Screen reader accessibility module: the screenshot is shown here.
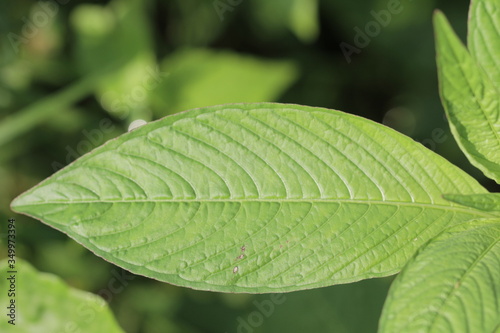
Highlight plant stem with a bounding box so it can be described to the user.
[0,75,98,147]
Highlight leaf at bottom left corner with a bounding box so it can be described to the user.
[0,258,124,333]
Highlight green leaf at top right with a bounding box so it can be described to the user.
[434,4,500,184]
[468,0,500,88]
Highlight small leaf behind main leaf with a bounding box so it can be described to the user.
[11,103,494,293]
[444,193,500,213]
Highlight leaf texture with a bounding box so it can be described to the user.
[379,221,500,333]
[468,0,500,88]
[11,103,493,292]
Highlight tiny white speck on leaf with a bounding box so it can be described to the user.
[233,266,239,274]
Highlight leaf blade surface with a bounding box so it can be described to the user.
[11,103,492,292]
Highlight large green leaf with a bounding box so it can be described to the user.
[0,258,123,333]
[379,220,500,333]
[468,0,500,88]
[434,11,500,183]
[11,103,494,293]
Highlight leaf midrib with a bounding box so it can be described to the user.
[13,198,495,218]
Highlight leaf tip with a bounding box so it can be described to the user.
[433,10,449,33]
[433,9,444,18]
[10,191,33,214]
[10,195,23,211]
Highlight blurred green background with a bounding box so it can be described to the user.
[1,0,498,332]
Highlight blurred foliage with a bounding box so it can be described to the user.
[0,0,498,332]
[0,258,124,333]
[151,48,297,114]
